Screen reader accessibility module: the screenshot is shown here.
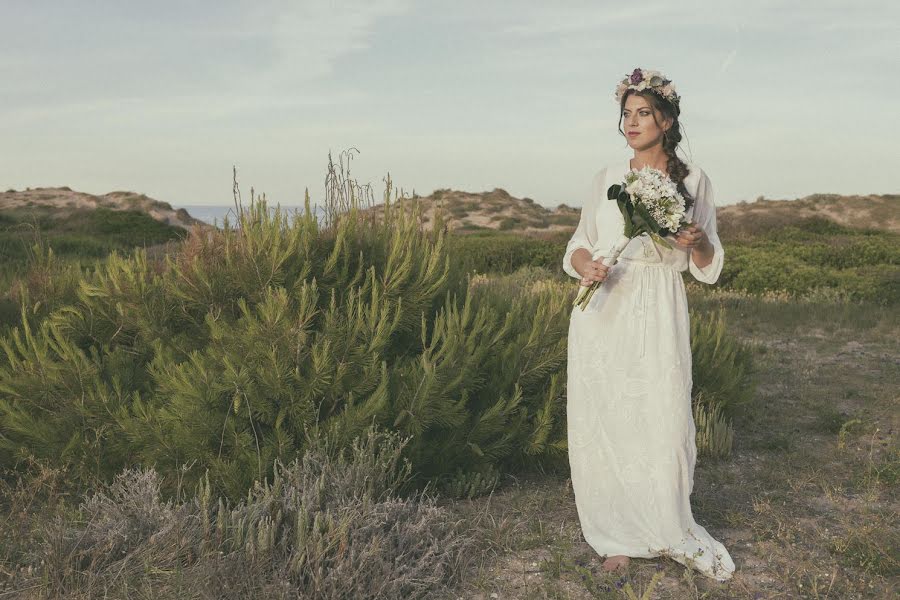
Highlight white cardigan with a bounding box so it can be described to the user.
[562,159,724,284]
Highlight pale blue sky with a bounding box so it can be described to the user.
[2,1,897,209]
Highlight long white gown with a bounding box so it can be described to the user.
[562,159,736,582]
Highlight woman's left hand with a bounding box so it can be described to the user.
[672,221,709,249]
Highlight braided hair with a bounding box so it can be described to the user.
[617,89,694,212]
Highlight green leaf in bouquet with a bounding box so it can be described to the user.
[618,201,634,237]
[630,216,647,234]
[649,232,674,249]
[634,202,658,231]
[630,206,652,234]
[625,202,637,237]
[607,184,622,200]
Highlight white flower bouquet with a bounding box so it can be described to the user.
[574,165,688,310]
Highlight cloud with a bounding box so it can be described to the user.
[245,0,411,89]
[494,3,676,36]
[719,48,738,73]
[0,1,412,123]
[719,20,741,73]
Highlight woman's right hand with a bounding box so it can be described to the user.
[578,258,611,286]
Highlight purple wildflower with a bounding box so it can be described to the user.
[630,68,643,85]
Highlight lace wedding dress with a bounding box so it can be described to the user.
[562,159,735,582]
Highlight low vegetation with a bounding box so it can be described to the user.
[1,165,894,597]
[1,428,475,599]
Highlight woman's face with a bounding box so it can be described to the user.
[622,94,671,150]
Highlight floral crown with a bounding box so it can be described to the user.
[614,68,680,107]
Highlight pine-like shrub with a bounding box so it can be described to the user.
[0,156,757,498]
[0,167,572,500]
[689,306,755,417]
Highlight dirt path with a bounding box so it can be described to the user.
[442,299,899,599]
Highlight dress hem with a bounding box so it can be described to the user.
[581,539,735,582]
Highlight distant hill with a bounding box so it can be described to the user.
[362,188,579,237]
[0,185,583,237]
[5,186,895,243]
[361,189,899,242]
[716,193,899,238]
[0,186,208,230]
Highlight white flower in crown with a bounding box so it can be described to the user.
[614,67,680,106]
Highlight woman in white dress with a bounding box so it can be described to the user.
[562,68,736,582]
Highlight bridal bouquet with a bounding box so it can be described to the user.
[574,166,688,310]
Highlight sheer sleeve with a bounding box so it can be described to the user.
[688,170,725,284]
[562,169,606,279]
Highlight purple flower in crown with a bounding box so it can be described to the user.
[630,68,643,84]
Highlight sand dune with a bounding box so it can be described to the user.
[0,186,207,230]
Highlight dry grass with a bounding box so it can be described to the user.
[0,429,475,599]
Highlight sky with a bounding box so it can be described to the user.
[2,0,898,209]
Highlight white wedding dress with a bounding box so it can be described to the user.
[562,159,735,582]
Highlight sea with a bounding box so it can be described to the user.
[176,204,328,228]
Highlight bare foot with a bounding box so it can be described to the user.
[601,555,631,572]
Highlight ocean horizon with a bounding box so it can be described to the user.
[176,204,328,227]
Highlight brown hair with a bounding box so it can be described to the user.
[617,89,694,211]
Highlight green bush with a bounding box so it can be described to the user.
[498,217,519,230]
[689,306,755,417]
[0,208,186,303]
[684,306,756,459]
[0,185,765,501]
[447,204,469,217]
[446,231,564,280]
[38,234,111,258]
[0,195,572,500]
[720,243,899,303]
[86,208,187,247]
[712,217,898,303]
[446,216,898,303]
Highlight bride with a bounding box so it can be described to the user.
[562,67,736,582]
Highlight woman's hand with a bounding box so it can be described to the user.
[673,221,711,250]
[578,258,611,287]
